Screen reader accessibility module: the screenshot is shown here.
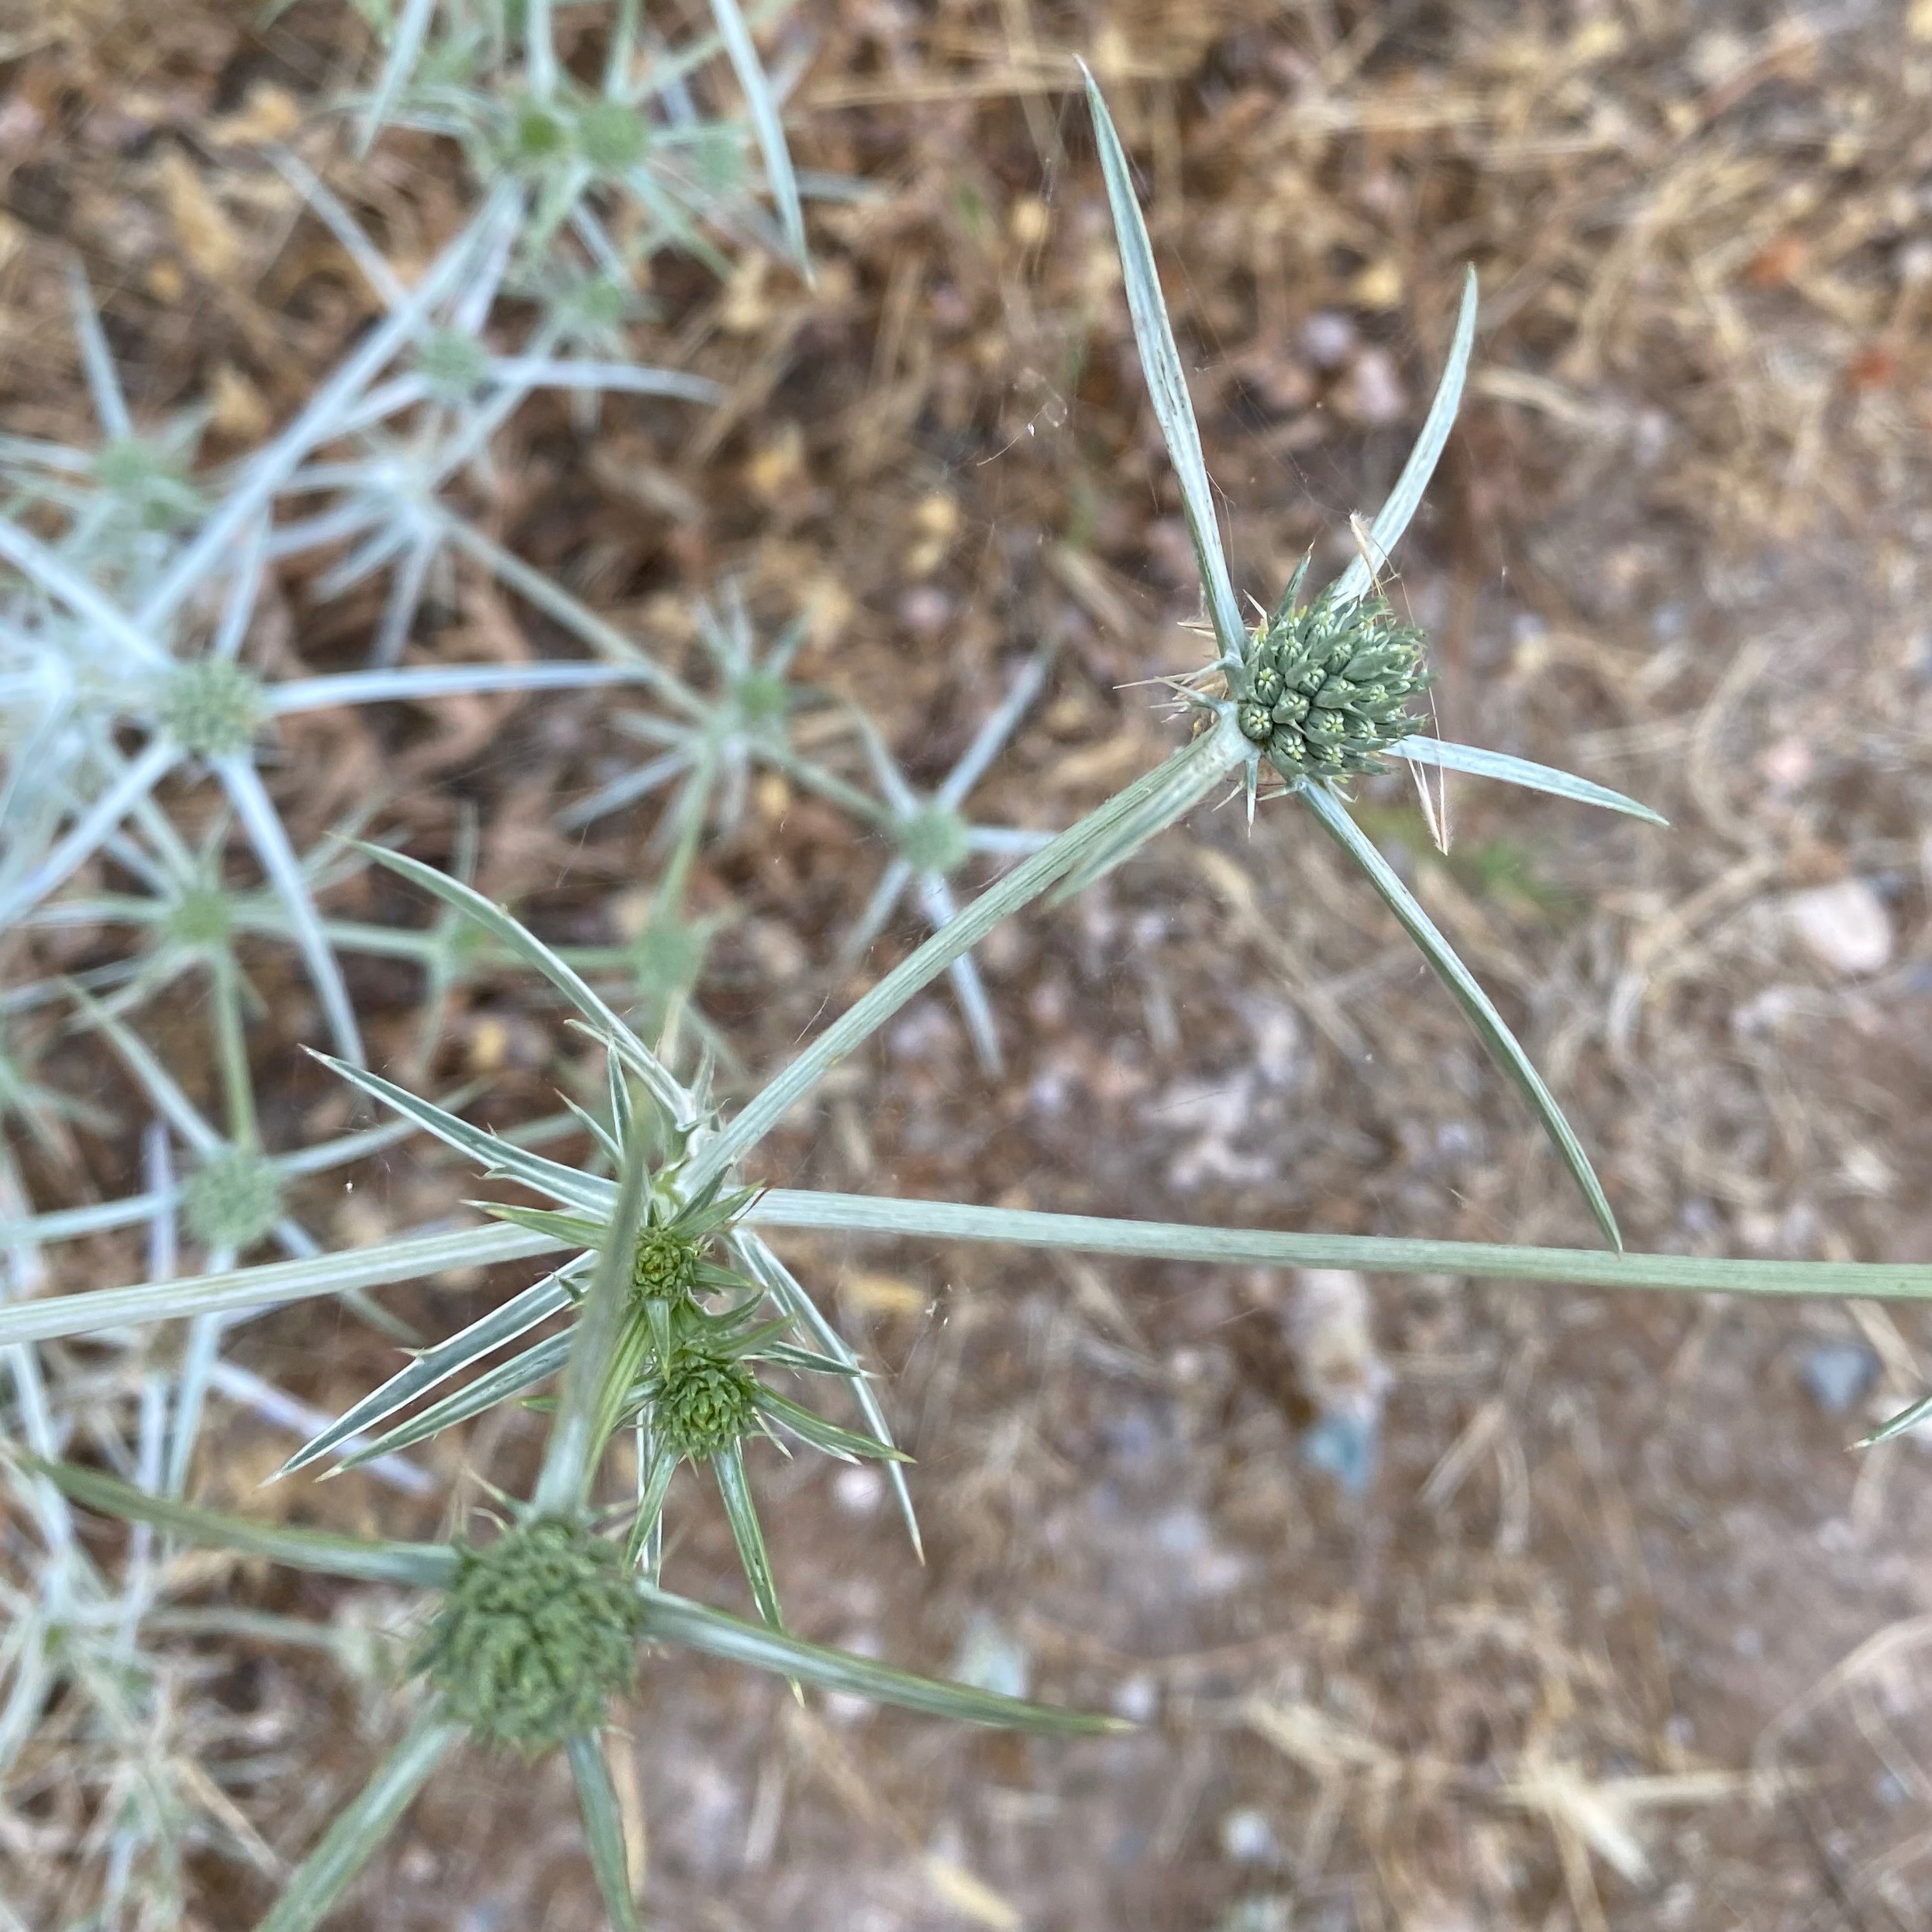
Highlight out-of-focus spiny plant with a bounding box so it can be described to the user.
[0,203,676,1068]
[341,0,814,279]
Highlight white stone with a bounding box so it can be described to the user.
[1785,878,1894,977]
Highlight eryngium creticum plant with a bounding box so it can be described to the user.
[26,1100,1119,1932]
[18,75,1932,1926]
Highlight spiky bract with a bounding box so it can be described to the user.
[418,1518,646,1753]
[1234,585,1430,780]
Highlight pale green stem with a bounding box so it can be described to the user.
[744,1191,1932,1302]
[208,951,257,1152]
[257,1704,461,1932]
[686,730,1242,1192]
[533,1118,653,1517]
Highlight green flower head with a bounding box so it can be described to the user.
[157,659,265,759]
[632,1222,703,1309]
[656,1349,758,1461]
[1233,584,1430,780]
[418,1518,647,1754]
[181,1151,282,1252]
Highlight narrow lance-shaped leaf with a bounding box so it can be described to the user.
[1393,737,1668,826]
[707,0,809,274]
[278,1267,580,1480]
[641,1585,1124,1733]
[1300,781,1621,1248]
[566,1732,643,1932]
[338,1331,572,1472]
[754,1386,905,1462]
[1083,67,1245,665]
[737,1228,921,1559]
[712,1441,783,1632]
[30,1459,459,1587]
[535,1115,654,1516]
[0,1222,558,1349]
[314,1052,614,1214]
[1330,267,1479,608]
[623,1432,679,1574]
[358,0,437,150]
[1861,1390,1932,1449]
[351,842,690,1123]
[218,756,365,1065]
[258,1705,464,1932]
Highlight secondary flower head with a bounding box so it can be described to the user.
[417,1517,647,1754]
[181,1150,283,1252]
[157,658,266,759]
[1233,579,1430,781]
[655,1348,759,1460]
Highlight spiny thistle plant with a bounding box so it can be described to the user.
[557,583,863,839]
[343,0,812,279]
[835,655,1056,1073]
[0,204,676,1069]
[12,71,1932,1932]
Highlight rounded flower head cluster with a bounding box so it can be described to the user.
[158,659,265,760]
[418,1519,646,1754]
[181,1151,283,1252]
[1233,587,1429,780]
[656,1349,758,1461]
[632,1223,702,1310]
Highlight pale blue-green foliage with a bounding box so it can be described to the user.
[839,655,1057,1074]
[557,583,844,838]
[347,0,813,278]
[0,210,672,1073]
[1080,66,1656,1248]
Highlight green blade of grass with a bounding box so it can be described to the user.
[277,1267,580,1480]
[30,1459,459,1586]
[1302,780,1620,1247]
[1330,267,1479,609]
[1393,737,1668,825]
[565,1732,642,1932]
[1083,67,1245,665]
[258,1705,463,1932]
[0,1223,559,1348]
[641,1585,1124,1732]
